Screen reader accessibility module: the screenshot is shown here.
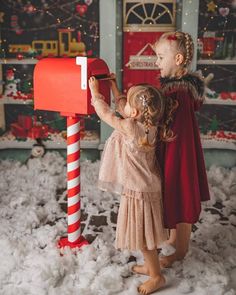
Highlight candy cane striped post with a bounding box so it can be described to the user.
[58,116,89,249]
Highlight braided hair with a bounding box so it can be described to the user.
[127,85,176,148]
[155,31,194,78]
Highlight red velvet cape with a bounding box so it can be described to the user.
[157,75,210,229]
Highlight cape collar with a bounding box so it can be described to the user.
[160,73,205,101]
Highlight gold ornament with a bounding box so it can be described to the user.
[207,1,217,12]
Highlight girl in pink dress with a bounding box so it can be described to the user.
[154,31,210,268]
[89,77,176,295]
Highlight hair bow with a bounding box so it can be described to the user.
[167,35,177,41]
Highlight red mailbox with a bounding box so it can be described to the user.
[34,57,110,115]
[33,57,111,250]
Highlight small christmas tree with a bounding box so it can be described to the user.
[209,115,219,133]
[21,80,32,94]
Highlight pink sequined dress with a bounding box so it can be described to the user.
[92,93,168,251]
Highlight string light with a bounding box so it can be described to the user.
[0,0,99,41]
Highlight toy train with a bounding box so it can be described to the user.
[9,29,86,58]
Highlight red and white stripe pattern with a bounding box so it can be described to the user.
[67,116,81,243]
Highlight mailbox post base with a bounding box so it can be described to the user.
[58,236,89,249]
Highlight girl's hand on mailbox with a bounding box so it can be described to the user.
[89,76,99,96]
[109,73,122,100]
[109,73,116,81]
[109,73,117,88]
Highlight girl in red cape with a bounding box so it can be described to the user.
[154,31,210,268]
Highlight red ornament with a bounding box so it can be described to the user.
[84,0,93,5]
[11,15,23,35]
[15,29,23,35]
[11,15,18,27]
[24,4,36,14]
[87,50,93,56]
[219,7,230,17]
[17,54,24,60]
[76,4,88,16]
[230,92,236,100]
[217,131,225,138]
[220,92,231,100]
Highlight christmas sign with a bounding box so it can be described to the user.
[125,43,158,70]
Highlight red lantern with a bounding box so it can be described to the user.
[76,4,88,16]
[202,37,216,58]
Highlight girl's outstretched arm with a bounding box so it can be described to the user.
[89,77,133,135]
[109,73,127,118]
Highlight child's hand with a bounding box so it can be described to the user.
[89,76,99,95]
[109,73,121,99]
[110,73,116,81]
[109,73,117,87]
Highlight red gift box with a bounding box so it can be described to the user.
[18,115,33,130]
[11,123,28,138]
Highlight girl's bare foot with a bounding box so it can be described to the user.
[160,253,177,268]
[132,264,149,275]
[138,275,166,294]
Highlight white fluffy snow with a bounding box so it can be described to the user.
[0,152,235,295]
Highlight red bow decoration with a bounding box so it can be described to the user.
[167,35,177,41]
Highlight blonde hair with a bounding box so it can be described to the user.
[157,97,179,142]
[127,84,176,148]
[155,31,194,78]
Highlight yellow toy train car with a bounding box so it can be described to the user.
[9,29,86,57]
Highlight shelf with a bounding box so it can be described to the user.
[204,98,236,106]
[201,139,236,150]
[2,134,234,151]
[197,59,236,65]
[0,131,100,150]
[0,58,38,65]
[4,57,235,67]
[201,132,236,151]
[0,139,99,149]
[0,96,33,105]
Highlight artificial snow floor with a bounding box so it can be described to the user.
[0,152,235,295]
